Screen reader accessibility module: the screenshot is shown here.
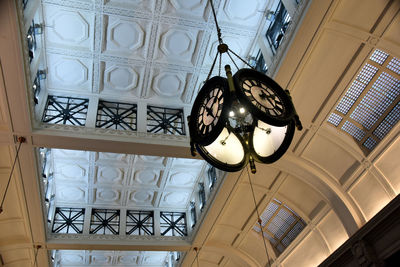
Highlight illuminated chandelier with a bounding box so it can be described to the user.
[188,0,302,173]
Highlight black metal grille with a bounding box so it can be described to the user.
[207,165,217,190]
[42,95,89,126]
[160,212,187,236]
[190,202,196,228]
[198,183,206,211]
[126,210,154,235]
[90,209,120,235]
[22,0,29,9]
[27,20,37,63]
[33,75,40,105]
[147,106,185,135]
[266,1,291,53]
[96,100,137,131]
[52,208,85,234]
[33,70,45,105]
[255,50,268,73]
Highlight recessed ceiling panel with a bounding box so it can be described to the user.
[50,149,205,211]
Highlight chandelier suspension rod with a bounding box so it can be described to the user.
[209,0,223,44]
[228,47,255,69]
[226,51,239,70]
[246,166,271,265]
[206,50,220,81]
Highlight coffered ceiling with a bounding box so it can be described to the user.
[1,0,400,267]
[42,0,266,106]
[51,148,204,210]
[54,250,173,266]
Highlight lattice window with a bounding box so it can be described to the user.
[252,49,268,73]
[42,96,89,126]
[190,201,197,228]
[387,57,400,75]
[160,212,187,236]
[370,49,389,65]
[327,49,400,152]
[147,106,185,135]
[126,210,154,235]
[327,113,342,127]
[52,208,85,234]
[253,199,305,255]
[265,1,291,53]
[90,209,120,235]
[96,100,137,131]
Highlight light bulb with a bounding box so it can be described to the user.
[239,107,245,114]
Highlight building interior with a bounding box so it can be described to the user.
[0,0,399,266]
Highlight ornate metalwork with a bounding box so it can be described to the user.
[255,50,268,73]
[190,201,196,228]
[27,20,37,63]
[126,210,154,235]
[207,165,217,190]
[198,183,206,211]
[160,212,187,236]
[33,70,45,105]
[147,106,185,135]
[52,207,85,234]
[42,95,89,126]
[22,0,29,9]
[90,209,120,235]
[266,1,291,53]
[96,100,137,131]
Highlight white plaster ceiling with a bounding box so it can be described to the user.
[51,149,204,210]
[54,250,173,266]
[42,0,267,105]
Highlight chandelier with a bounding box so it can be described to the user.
[188,0,302,173]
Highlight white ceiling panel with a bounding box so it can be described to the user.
[42,0,264,105]
[51,149,205,210]
[55,250,173,266]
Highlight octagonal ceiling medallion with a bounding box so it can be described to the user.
[128,190,155,205]
[94,188,121,204]
[168,172,196,187]
[104,65,139,91]
[133,169,160,186]
[56,186,86,203]
[160,29,195,60]
[53,58,88,86]
[52,11,90,44]
[223,0,260,22]
[109,20,144,50]
[96,166,125,185]
[152,72,185,97]
[161,191,189,207]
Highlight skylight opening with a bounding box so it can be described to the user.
[253,199,306,255]
[327,49,400,152]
